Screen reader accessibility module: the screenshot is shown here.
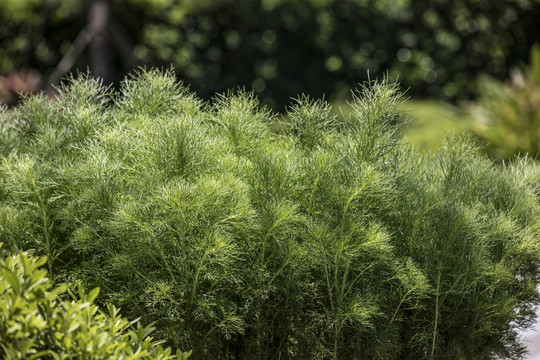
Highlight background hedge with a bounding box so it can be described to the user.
[1,0,539,108]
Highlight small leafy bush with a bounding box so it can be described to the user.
[1,69,540,359]
[471,44,540,161]
[0,243,191,360]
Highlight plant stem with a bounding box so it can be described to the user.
[431,269,442,360]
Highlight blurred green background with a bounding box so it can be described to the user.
[1,0,540,159]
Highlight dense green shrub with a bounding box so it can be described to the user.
[471,44,540,161]
[0,243,191,359]
[1,69,540,359]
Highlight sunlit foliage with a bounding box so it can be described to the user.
[1,69,540,359]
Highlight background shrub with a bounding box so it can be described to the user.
[1,69,540,359]
[471,44,540,161]
[1,0,539,107]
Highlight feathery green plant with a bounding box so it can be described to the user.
[1,69,540,359]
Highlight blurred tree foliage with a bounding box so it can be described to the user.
[1,0,539,108]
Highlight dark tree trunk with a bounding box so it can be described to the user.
[89,0,113,85]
